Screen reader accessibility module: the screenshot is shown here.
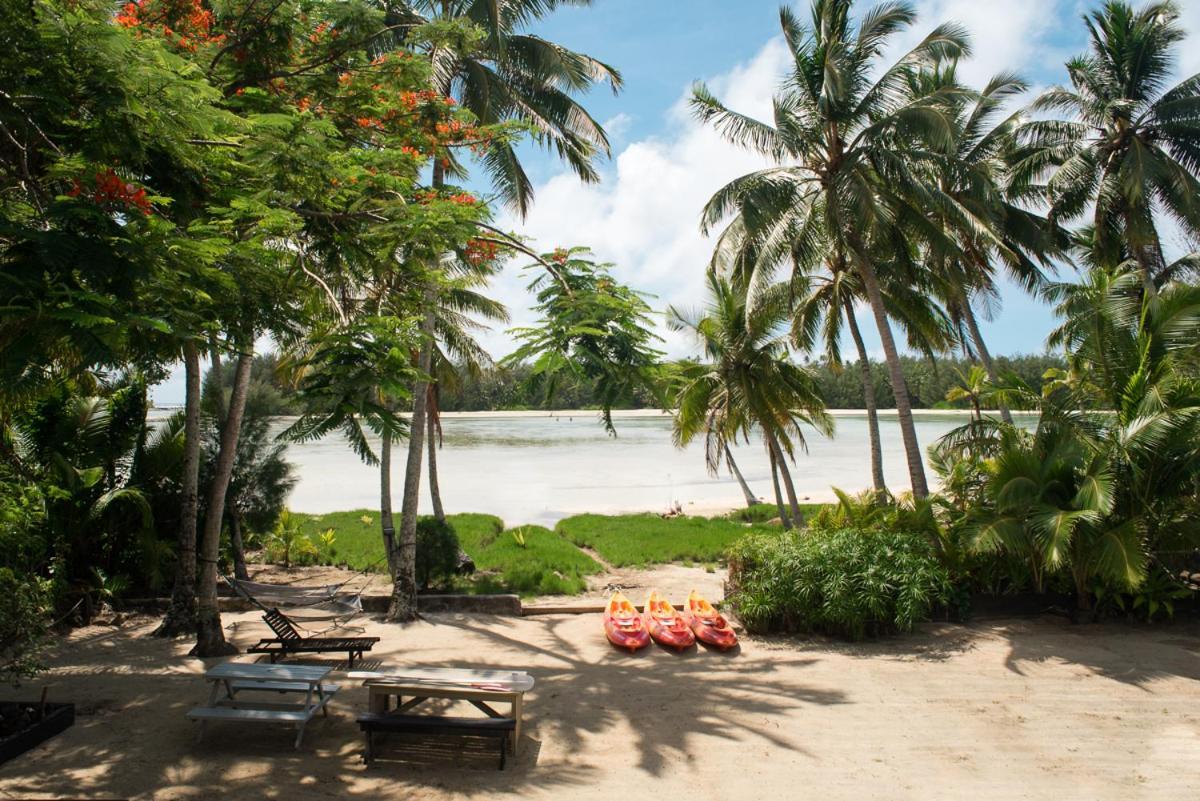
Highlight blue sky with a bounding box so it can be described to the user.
[150,0,1200,405]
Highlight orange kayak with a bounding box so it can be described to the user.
[685,590,738,650]
[604,591,650,652]
[643,590,695,651]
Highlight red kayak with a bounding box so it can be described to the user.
[643,590,695,651]
[685,590,738,650]
[604,591,650,652]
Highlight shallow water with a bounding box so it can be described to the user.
[150,409,1033,526]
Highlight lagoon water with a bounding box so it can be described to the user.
[150,409,1033,527]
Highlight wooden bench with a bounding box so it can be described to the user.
[357,713,517,770]
[247,608,379,667]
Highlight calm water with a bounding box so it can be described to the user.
[151,409,1033,527]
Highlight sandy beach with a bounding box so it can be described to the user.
[2,610,1196,801]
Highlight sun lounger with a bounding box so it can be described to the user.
[247,608,379,667]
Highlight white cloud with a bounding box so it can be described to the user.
[1175,0,1200,76]
[483,38,790,361]
[892,0,1073,88]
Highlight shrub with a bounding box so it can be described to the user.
[416,517,461,590]
[727,527,953,640]
[0,568,52,686]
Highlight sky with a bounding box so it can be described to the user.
[150,0,1200,405]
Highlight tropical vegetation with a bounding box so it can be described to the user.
[2,0,1199,680]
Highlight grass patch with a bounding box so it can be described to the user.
[556,513,781,567]
[460,523,602,596]
[290,510,601,596]
[723,502,826,524]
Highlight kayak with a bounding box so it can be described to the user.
[685,590,738,650]
[604,591,650,652]
[643,590,695,650]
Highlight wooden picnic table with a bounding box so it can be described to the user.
[186,662,339,749]
[346,668,534,754]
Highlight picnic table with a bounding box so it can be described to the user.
[186,662,340,749]
[347,667,534,754]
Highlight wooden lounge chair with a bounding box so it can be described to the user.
[247,608,379,667]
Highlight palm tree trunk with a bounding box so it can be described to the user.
[767,444,792,530]
[427,392,446,523]
[844,300,887,500]
[1124,209,1160,301]
[766,430,804,526]
[390,306,434,622]
[380,429,398,580]
[853,255,930,498]
[155,341,202,637]
[229,513,249,581]
[724,443,757,507]
[192,348,253,657]
[962,304,1013,425]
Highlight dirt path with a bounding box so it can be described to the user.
[2,613,1197,800]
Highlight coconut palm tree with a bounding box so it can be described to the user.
[914,67,1066,425]
[691,0,971,498]
[1014,0,1200,298]
[389,0,622,620]
[424,253,511,522]
[669,271,832,528]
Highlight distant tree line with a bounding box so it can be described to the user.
[211,352,1064,415]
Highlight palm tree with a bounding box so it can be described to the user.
[915,67,1065,424]
[425,253,511,522]
[1015,0,1200,298]
[785,249,953,501]
[669,271,832,528]
[691,0,971,498]
[388,0,622,620]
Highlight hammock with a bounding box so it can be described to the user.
[223,575,365,623]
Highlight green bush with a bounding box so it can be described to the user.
[0,568,52,686]
[415,517,460,590]
[727,527,953,640]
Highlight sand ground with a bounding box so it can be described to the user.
[1,611,1197,801]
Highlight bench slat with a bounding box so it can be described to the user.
[187,706,311,723]
[229,680,341,695]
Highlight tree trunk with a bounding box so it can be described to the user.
[191,348,253,657]
[962,304,1013,425]
[766,430,804,526]
[767,444,792,530]
[229,513,249,581]
[390,307,434,622]
[155,341,202,637]
[427,392,445,523]
[380,429,398,580]
[724,443,757,507]
[853,255,930,498]
[844,300,887,500]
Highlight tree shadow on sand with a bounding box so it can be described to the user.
[432,614,848,779]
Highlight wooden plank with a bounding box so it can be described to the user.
[228,680,340,695]
[521,603,606,616]
[206,662,331,682]
[348,667,534,692]
[186,706,310,723]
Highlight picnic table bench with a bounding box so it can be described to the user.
[347,667,534,763]
[186,662,339,749]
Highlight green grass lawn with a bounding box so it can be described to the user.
[287,504,825,595]
[555,512,787,567]
[290,510,601,596]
